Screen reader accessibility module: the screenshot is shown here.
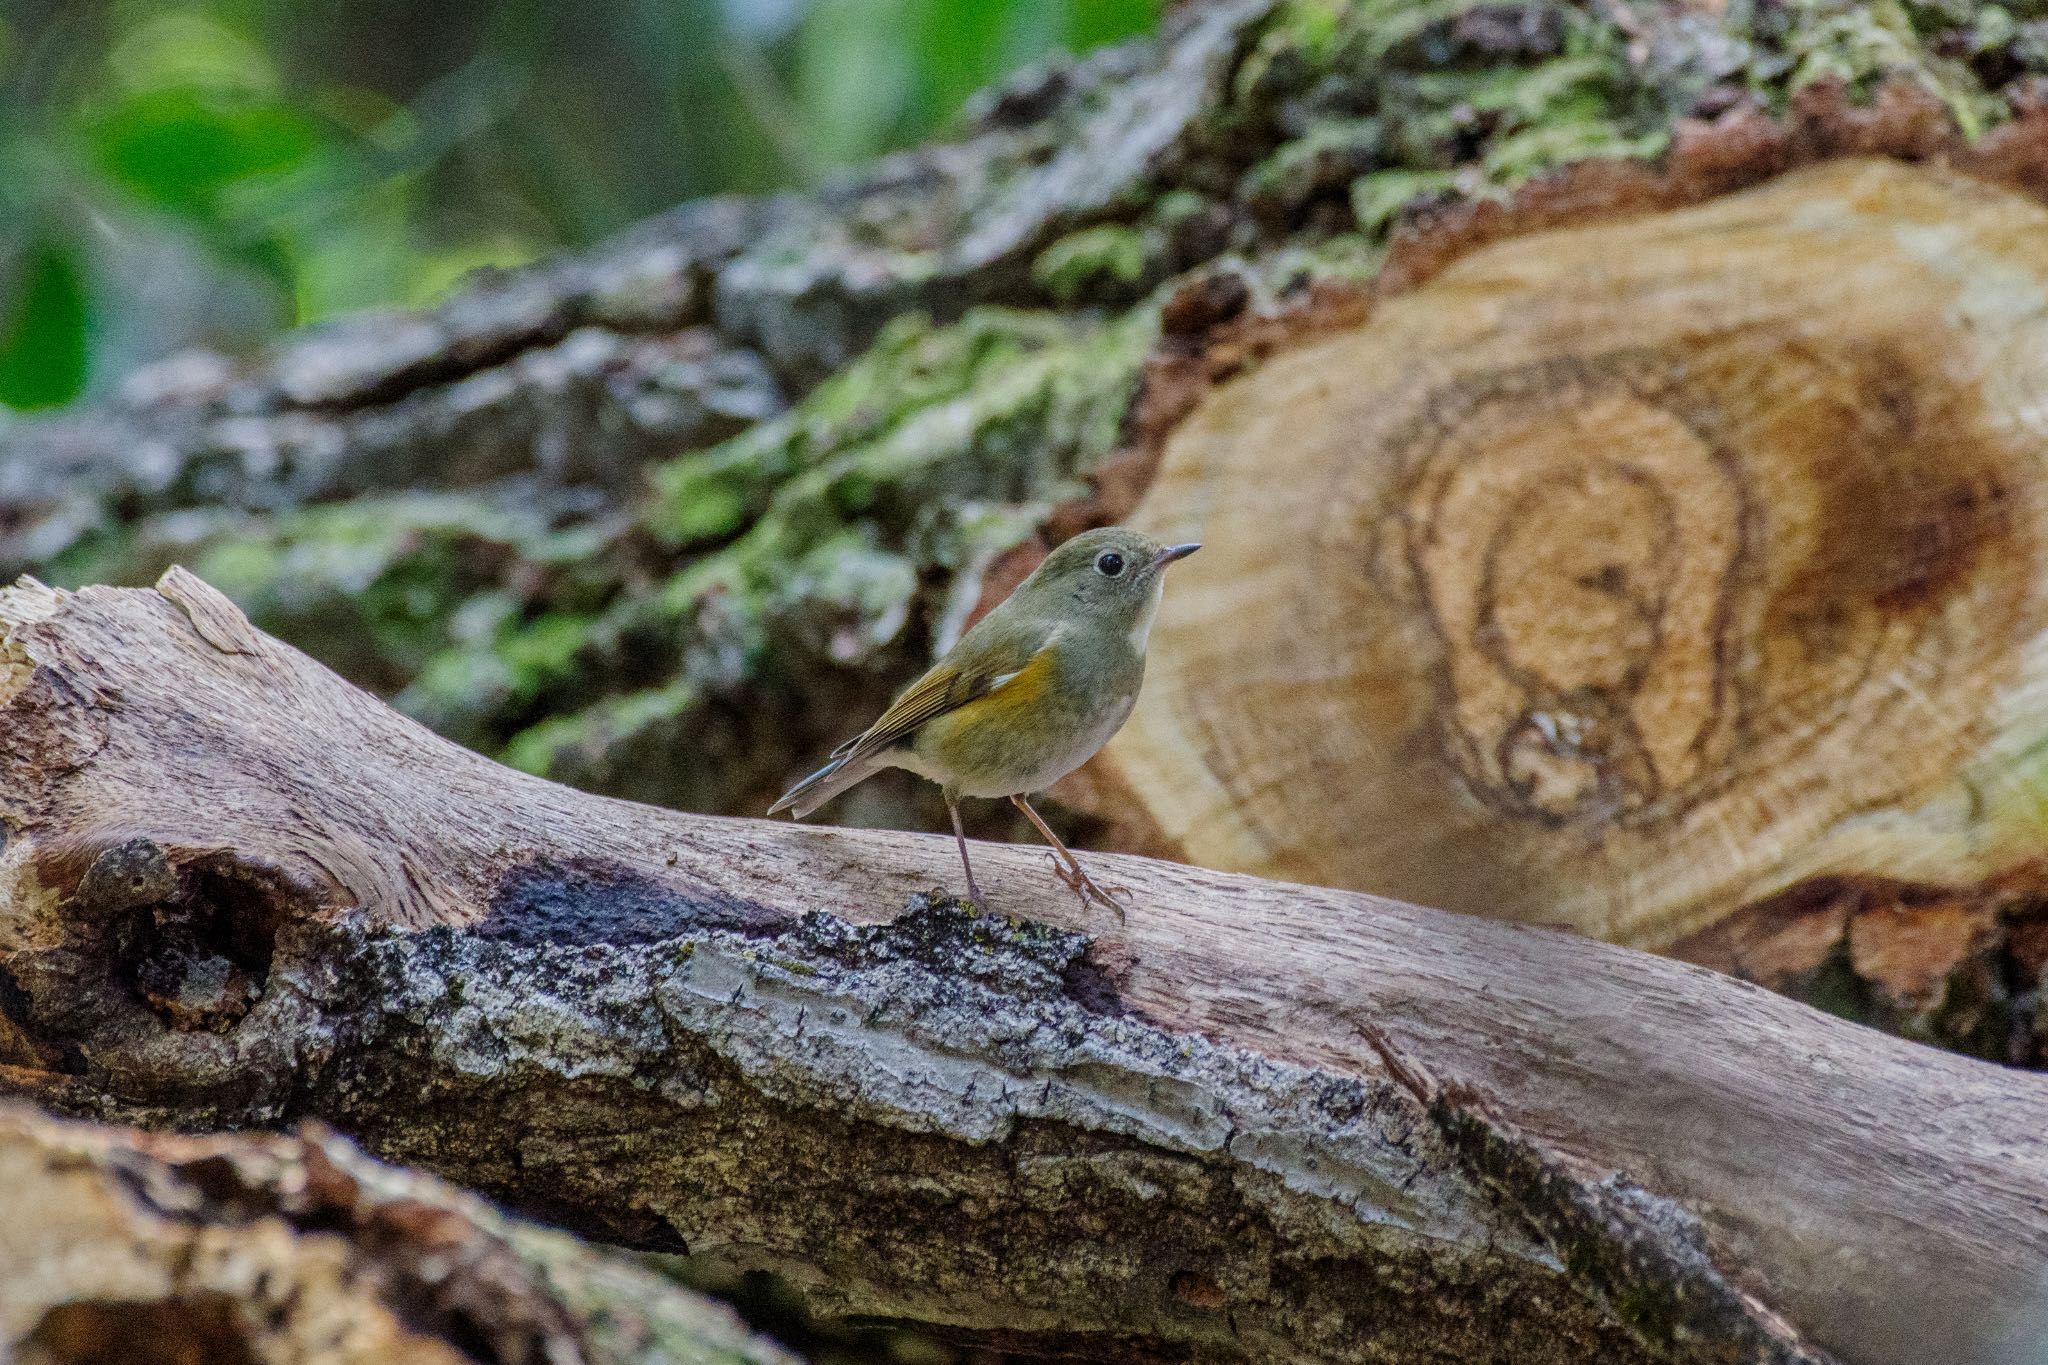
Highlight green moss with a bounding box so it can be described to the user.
[1351,0,1503,59]
[1150,188,1213,229]
[74,493,607,703]
[1771,0,2005,135]
[651,463,752,548]
[1277,0,1348,65]
[1235,0,1354,104]
[642,308,1130,547]
[1483,118,1668,183]
[499,303,1153,796]
[1031,225,1151,302]
[499,611,601,690]
[1240,117,1383,218]
[1217,0,2043,257]
[1350,168,1459,233]
[1386,37,1666,191]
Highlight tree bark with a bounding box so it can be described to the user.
[0,1101,802,1365]
[2,570,2045,1365]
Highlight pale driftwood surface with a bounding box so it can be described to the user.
[0,1101,801,1365]
[1,573,2045,1365]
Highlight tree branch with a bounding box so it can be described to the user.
[2,570,2043,1364]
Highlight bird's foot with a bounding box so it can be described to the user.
[1048,855,1129,919]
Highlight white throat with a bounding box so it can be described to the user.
[1128,574,1164,652]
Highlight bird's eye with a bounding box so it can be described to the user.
[1095,551,1125,577]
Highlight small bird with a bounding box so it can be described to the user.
[770,527,1199,913]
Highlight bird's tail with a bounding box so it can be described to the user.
[769,749,887,820]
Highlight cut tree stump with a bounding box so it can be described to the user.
[1085,157,2048,958]
[1,569,2046,1365]
[0,1101,801,1365]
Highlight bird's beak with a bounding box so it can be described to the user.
[1152,542,1201,570]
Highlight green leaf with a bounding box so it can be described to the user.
[1063,0,1160,51]
[912,0,1013,126]
[91,87,319,217]
[0,240,90,410]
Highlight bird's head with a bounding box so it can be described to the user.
[1011,526,1200,642]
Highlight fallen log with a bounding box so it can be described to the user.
[0,1101,801,1365]
[0,569,2044,1365]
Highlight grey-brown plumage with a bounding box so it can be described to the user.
[771,527,1199,911]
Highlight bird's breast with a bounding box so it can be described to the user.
[915,649,1141,798]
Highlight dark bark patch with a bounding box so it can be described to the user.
[1062,948,1132,1018]
[786,893,1094,1000]
[480,855,794,947]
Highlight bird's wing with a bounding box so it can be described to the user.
[830,628,1053,771]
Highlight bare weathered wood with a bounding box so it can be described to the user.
[0,1101,801,1365]
[0,572,2043,1365]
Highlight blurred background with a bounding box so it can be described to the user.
[0,0,1157,412]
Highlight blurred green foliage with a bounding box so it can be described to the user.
[0,0,1158,409]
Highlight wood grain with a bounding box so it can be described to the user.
[1102,157,2048,950]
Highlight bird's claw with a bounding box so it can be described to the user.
[1047,853,1129,919]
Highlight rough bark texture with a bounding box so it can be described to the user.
[2,572,2046,1365]
[0,1101,803,1365]
[9,0,2048,1060]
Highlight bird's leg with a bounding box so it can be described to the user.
[946,794,986,907]
[1011,795,1128,918]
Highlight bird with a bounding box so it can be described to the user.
[770,527,1200,914]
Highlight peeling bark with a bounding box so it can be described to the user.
[0,571,2044,1365]
[0,1101,802,1365]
